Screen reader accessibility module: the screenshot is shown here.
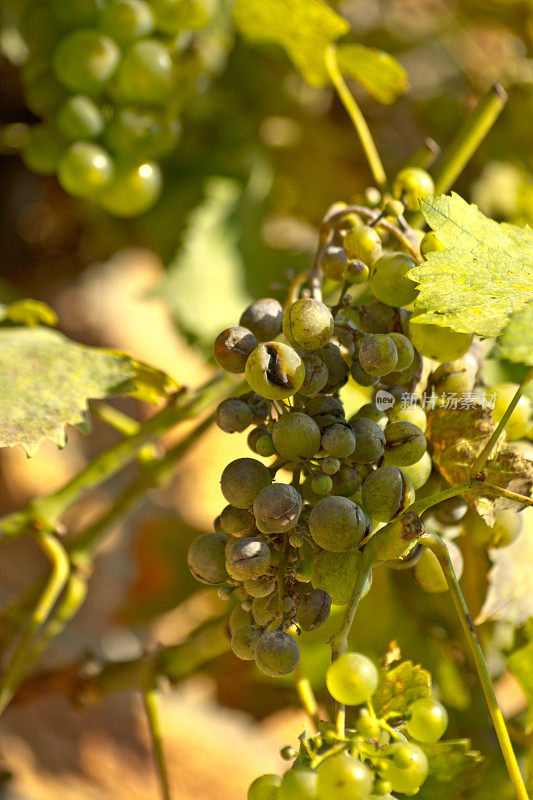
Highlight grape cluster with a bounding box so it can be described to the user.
[187,172,530,679]
[10,0,213,215]
[248,651,450,800]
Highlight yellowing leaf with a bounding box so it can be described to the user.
[417,740,483,800]
[498,302,533,366]
[336,44,408,104]
[410,193,533,337]
[0,298,57,327]
[233,0,349,87]
[373,660,431,717]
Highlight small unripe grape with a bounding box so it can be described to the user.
[296,589,331,631]
[355,710,380,739]
[248,774,282,800]
[344,225,382,265]
[309,496,366,552]
[151,0,210,33]
[245,342,305,400]
[255,630,300,677]
[220,505,256,537]
[349,418,386,464]
[388,403,427,433]
[317,753,372,800]
[400,451,432,490]
[252,593,279,626]
[330,465,362,496]
[388,333,415,372]
[384,198,405,217]
[299,354,329,396]
[408,318,474,363]
[362,466,415,522]
[370,252,418,308]
[351,359,379,387]
[351,404,388,430]
[215,397,254,433]
[429,357,476,397]
[326,652,378,705]
[279,768,318,800]
[57,141,114,198]
[311,475,333,495]
[420,231,445,256]
[406,697,448,742]
[98,0,154,44]
[381,743,428,795]
[311,549,371,605]
[272,412,321,460]
[112,39,174,104]
[227,537,271,580]
[322,456,341,475]
[320,245,350,281]
[433,496,467,526]
[253,483,303,534]
[56,95,104,140]
[247,426,274,456]
[316,344,349,392]
[383,421,426,467]
[413,539,463,592]
[344,259,369,284]
[321,423,356,458]
[357,300,395,334]
[367,511,423,562]
[231,624,262,660]
[220,458,271,509]
[97,159,162,217]
[53,29,120,94]
[244,576,275,598]
[187,532,229,585]
[492,383,532,440]
[22,124,65,176]
[229,604,252,635]
[359,335,398,377]
[240,298,284,342]
[380,350,422,387]
[283,298,334,351]
[393,167,434,211]
[103,106,181,159]
[467,508,522,548]
[214,326,258,374]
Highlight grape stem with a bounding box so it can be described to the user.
[419,532,529,800]
[324,45,387,188]
[143,686,172,800]
[295,673,321,731]
[470,367,533,476]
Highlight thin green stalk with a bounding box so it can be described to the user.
[481,484,533,508]
[143,687,172,800]
[92,403,141,436]
[402,137,441,170]
[420,532,529,800]
[432,83,507,195]
[295,673,320,731]
[470,367,533,475]
[324,45,387,188]
[406,480,475,517]
[0,531,70,714]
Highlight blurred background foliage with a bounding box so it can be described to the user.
[1,1,533,799]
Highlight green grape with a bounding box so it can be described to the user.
[253,484,303,534]
[51,0,100,26]
[248,427,275,456]
[309,496,366,552]
[357,300,395,334]
[387,333,415,372]
[388,403,427,433]
[111,39,175,104]
[252,593,279,626]
[53,29,120,94]
[317,754,372,800]
[351,359,379,387]
[393,167,434,211]
[467,508,522,548]
[326,652,378,705]
[227,536,271,580]
[57,141,114,198]
[311,549,371,605]
[96,159,162,216]
[300,354,329,396]
[283,298,334,351]
[187,532,229,585]
[245,342,305,401]
[305,395,345,420]
[220,458,272,509]
[429,356,476,396]
[354,710,380,738]
[381,351,422,387]
[279,768,318,800]
[311,475,333,495]
[322,457,341,475]
[344,225,382,266]
[255,630,299,677]
[98,0,155,44]
[369,252,417,308]
[408,318,473,363]
[296,589,331,631]
[384,198,405,217]
[362,466,415,522]
[406,697,448,742]
[220,505,255,537]
[316,343,349,392]
[358,335,398,377]
[104,107,181,159]
[24,72,67,117]
[400,452,432,490]
[413,539,463,592]
[320,245,349,281]
[214,326,258,374]
[240,298,284,342]
[248,774,282,800]
[272,412,321,460]
[56,95,104,141]
[344,259,370,284]
[433,496,467,526]
[380,742,428,794]
[21,123,65,176]
[321,423,356,458]
[229,604,253,636]
[231,624,262,661]
[244,577,275,598]
[383,421,426,467]
[367,512,423,563]
[386,541,423,571]
[330,465,362,497]
[349,418,386,464]
[151,0,210,33]
[492,383,532,440]
[420,231,445,256]
[351,404,388,430]
[215,398,254,433]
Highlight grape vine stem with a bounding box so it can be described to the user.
[143,686,172,800]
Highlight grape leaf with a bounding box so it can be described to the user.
[0,298,57,327]
[0,327,174,456]
[409,193,533,337]
[506,636,533,731]
[417,740,483,800]
[476,508,533,626]
[233,0,349,87]
[336,44,408,104]
[373,660,431,717]
[498,302,533,366]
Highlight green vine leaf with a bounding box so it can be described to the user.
[233,0,349,87]
[373,660,431,717]
[0,327,175,456]
[336,44,408,104]
[409,193,533,337]
[0,298,58,327]
[498,302,533,366]
[417,740,483,800]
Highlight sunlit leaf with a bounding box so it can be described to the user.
[373,660,431,717]
[336,44,408,104]
[417,740,483,800]
[498,302,533,366]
